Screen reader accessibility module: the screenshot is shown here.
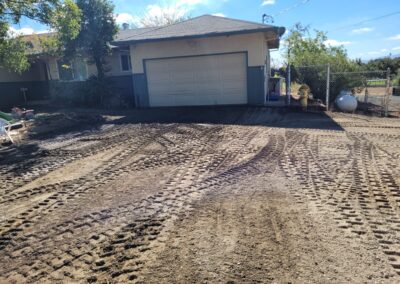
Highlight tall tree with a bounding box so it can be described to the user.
[283,23,361,101]
[67,0,118,79]
[284,23,357,72]
[0,0,81,73]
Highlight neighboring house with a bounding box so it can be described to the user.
[0,15,285,108]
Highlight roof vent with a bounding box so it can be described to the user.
[122,23,129,30]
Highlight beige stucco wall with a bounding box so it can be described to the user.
[106,50,132,77]
[0,62,47,82]
[1,32,270,82]
[70,48,133,78]
[130,32,269,74]
[47,49,132,80]
[84,50,132,77]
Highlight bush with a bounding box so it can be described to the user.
[50,76,122,108]
[50,80,86,106]
[80,76,116,107]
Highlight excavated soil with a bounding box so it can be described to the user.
[1,107,400,283]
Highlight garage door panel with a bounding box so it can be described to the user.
[146,53,247,107]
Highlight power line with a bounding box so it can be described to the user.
[272,0,311,18]
[328,11,400,33]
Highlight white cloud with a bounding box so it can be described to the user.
[8,26,50,36]
[388,34,400,40]
[363,49,391,56]
[393,46,400,51]
[351,27,373,34]
[212,13,226,17]
[115,13,140,26]
[177,0,208,5]
[324,39,352,46]
[146,4,188,19]
[117,0,218,28]
[262,0,275,5]
[9,27,35,35]
[138,0,213,27]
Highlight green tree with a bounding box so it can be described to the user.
[66,0,118,80]
[364,56,400,75]
[0,0,81,73]
[284,23,357,72]
[283,23,360,101]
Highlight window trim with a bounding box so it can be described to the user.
[120,53,132,72]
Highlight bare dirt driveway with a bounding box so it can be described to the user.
[1,107,400,283]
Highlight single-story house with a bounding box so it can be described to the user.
[0,15,285,108]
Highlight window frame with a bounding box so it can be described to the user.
[120,53,132,72]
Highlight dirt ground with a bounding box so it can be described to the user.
[1,106,400,283]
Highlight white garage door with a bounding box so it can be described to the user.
[146,53,247,107]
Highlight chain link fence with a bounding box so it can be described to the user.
[285,64,398,116]
[330,70,394,115]
[288,65,328,108]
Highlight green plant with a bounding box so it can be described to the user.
[81,76,116,106]
[0,0,81,73]
[392,70,400,86]
[284,23,361,101]
[64,0,118,80]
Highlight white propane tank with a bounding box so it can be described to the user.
[336,93,358,112]
[336,90,351,103]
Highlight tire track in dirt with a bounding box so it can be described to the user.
[349,134,400,275]
[0,125,190,246]
[1,126,286,283]
[66,126,283,283]
[0,125,228,282]
[0,125,160,194]
[279,124,400,278]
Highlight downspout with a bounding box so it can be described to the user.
[264,39,270,106]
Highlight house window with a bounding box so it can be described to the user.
[57,58,88,81]
[120,54,131,71]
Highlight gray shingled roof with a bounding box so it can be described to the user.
[113,15,285,45]
[22,15,284,56]
[113,26,158,42]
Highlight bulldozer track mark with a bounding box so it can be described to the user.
[2,111,400,283]
[0,124,285,283]
[279,126,400,276]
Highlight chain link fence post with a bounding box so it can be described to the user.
[385,67,391,117]
[326,63,330,111]
[364,85,369,113]
[286,64,291,106]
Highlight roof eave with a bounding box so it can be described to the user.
[113,26,285,47]
[267,26,286,49]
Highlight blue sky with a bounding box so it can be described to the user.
[11,0,400,63]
